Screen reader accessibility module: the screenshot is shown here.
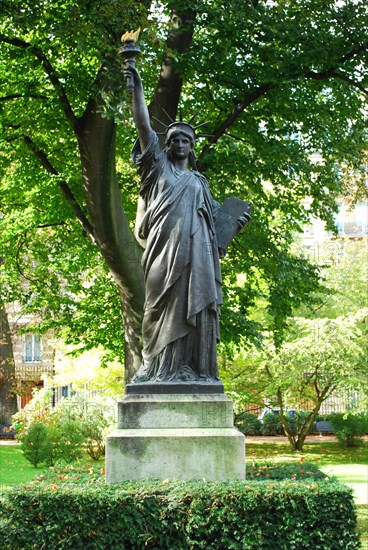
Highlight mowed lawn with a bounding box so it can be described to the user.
[0,443,102,494]
[0,444,48,492]
[245,438,367,496]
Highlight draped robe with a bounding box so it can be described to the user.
[131,132,222,382]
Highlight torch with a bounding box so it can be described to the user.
[119,27,141,93]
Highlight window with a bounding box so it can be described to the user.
[24,334,41,363]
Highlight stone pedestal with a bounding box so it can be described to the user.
[106,393,245,482]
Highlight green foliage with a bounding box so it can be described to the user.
[257,411,312,437]
[19,420,84,467]
[261,413,283,436]
[13,388,115,465]
[52,346,125,398]
[78,402,113,460]
[329,413,368,448]
[1,0,367,361]
[234,412,261,435]
[0,470,360,549]
[247,462,327,481]
[223,270,368,450]
[297,239,368,320]
[48,420,85,465]
[20,423,50,468]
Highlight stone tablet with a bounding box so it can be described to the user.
[215,197,252,252]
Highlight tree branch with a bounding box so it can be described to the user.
[305,41,368,96]
[0,33,78,128]
[305,70,368,96]
[198,40,368,165]
[198,83,272,165]
[339,42,368,64]
[22,136,95,239]
[15,237,39,282]
[0,93,49,101]
[149,7,196,135]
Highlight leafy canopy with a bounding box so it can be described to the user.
[0,0,367,362]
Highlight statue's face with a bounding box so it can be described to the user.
[169,132,192,160]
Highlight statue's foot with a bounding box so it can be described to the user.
[199,375,221,383]
[175,365,199,381]
[131,372,151,383]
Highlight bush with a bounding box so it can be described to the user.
[0,469,360,549]
[260,411,313,438]
[20,423,51,468]
[78,402,112,460]
[329,413,368,447]
[46,420,85,465]
[19,420,85,467]
[234,412,262,435]
[247,461,327,481]
[12,390,115,465]
[260,412,283,435]
[284,412,311,436]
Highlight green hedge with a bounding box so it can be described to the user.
[234,412,262,435]
[0,469,360,549]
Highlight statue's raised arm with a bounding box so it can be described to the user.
[123,65,152,152]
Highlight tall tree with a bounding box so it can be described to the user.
[1,1,367,382]
[222,237,368,451]
[0,298,17,424]
[224,308,367,451]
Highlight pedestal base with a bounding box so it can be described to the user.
[106,394,245,482]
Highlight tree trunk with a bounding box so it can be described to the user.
[149,7,196,136]
[0,299,18,424]
[77,102,145,383]
[277,389,326,452]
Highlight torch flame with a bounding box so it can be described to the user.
[121,27,141,43]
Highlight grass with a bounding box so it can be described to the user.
[0,445,48,493]
[0,444,102,496]
[245,439,368,466]
[1,439,367,546]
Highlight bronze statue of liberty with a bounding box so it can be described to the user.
[124,62,250,387]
